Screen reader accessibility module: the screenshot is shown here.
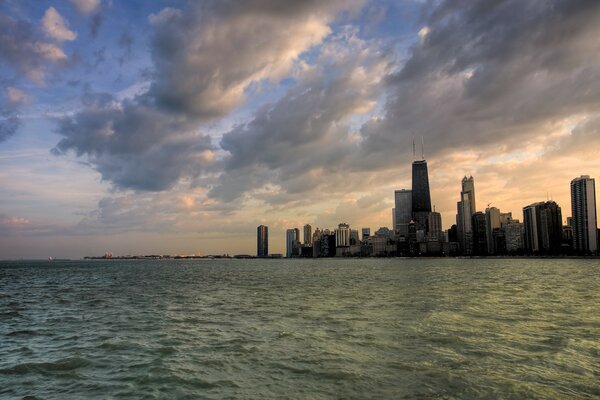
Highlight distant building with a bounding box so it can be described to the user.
[394,189,412,237]
[319,233,336,257]
[472,212,487,256]
[286,228,298,258]
[312,228,322,257]
[505,219,525,254]
[571,175,598,254]
[303,224,312,245]
[457,193,473,255]
[335,223,350,248]
[361,227,371,240]
[257,225,268,257]
[448,224,458,243]
[412,160,432,232]
[523,201,563,254]
[349,229,359,245]
[374,227,393,239]
[485,207,501,255]
[455,176,476,255]
[428,211,442,241]
[462,176,476,215]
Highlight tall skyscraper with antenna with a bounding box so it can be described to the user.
[411,138,432,233]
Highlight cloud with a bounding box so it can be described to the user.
[0,11,70,84]
[70,0,101,16]
[215,27,387,202]
[5,87,30,106]
[360,0,600,160]
[1,87,29,142]
[53,0,362,192]
[42,7,77,42]
[53,94,216,191]
[147,0,362,119]
[0,116,20,142]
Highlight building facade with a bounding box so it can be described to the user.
[394,189,412,237]
[286,228,298,258]
[411,160,432,232]
[523,201,563,254]
[571,175,598,254]
[256,225,268,257]
[303,224,313,245]
[485,207,501,255]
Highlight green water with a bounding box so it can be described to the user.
[1,258,599,399]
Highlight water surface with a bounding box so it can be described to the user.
[1,258,599,399]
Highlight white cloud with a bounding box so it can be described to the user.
[70,0,101,15]
[42,7,77,42]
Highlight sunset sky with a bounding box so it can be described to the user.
[1,0,599,258]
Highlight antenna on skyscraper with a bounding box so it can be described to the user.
[421,136,424,160]
[412,136,416,160]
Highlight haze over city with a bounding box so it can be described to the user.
[1,0,599,259]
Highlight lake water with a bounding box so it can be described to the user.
[1,258,599,399]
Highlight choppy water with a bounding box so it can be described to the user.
[1,258,599,399]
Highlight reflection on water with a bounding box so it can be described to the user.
[1,258,599,399]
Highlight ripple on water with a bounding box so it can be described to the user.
[0,258,598,399]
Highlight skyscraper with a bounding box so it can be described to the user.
[286,229,298,258]
[335,223,350,247]
[571,176,598,254]
[428,211,442,241]
[472,212,487,255]
[461,176,476,215]
[457,193,473,254]
[394,189,412,237]
[523,201,563,254]
[411,160,432,232]
[303,224,312,245]
[505,219,525,254]
[485,207,501,254]
[456,176,477,255]
[257,225,268,257]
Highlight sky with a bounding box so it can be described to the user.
[1,0,599,259]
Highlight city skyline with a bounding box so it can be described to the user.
[1,1,600,258]
[276,156,598,257]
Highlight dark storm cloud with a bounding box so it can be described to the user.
[361,0,600,158]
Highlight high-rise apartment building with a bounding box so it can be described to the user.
[303,224,312,245]
[571,176,598,254]
[257,225,268,257]
[394,189,412,237]
[286,228,298,258]
[505,219,524,253]
[472,212,487,255]
[485,207,501,254]
[523,201,563,254]
[457,193,473,254]
[456,177,476,255]
[461,176,476,216]
[335,223,350,248]
[428,211,442,241]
